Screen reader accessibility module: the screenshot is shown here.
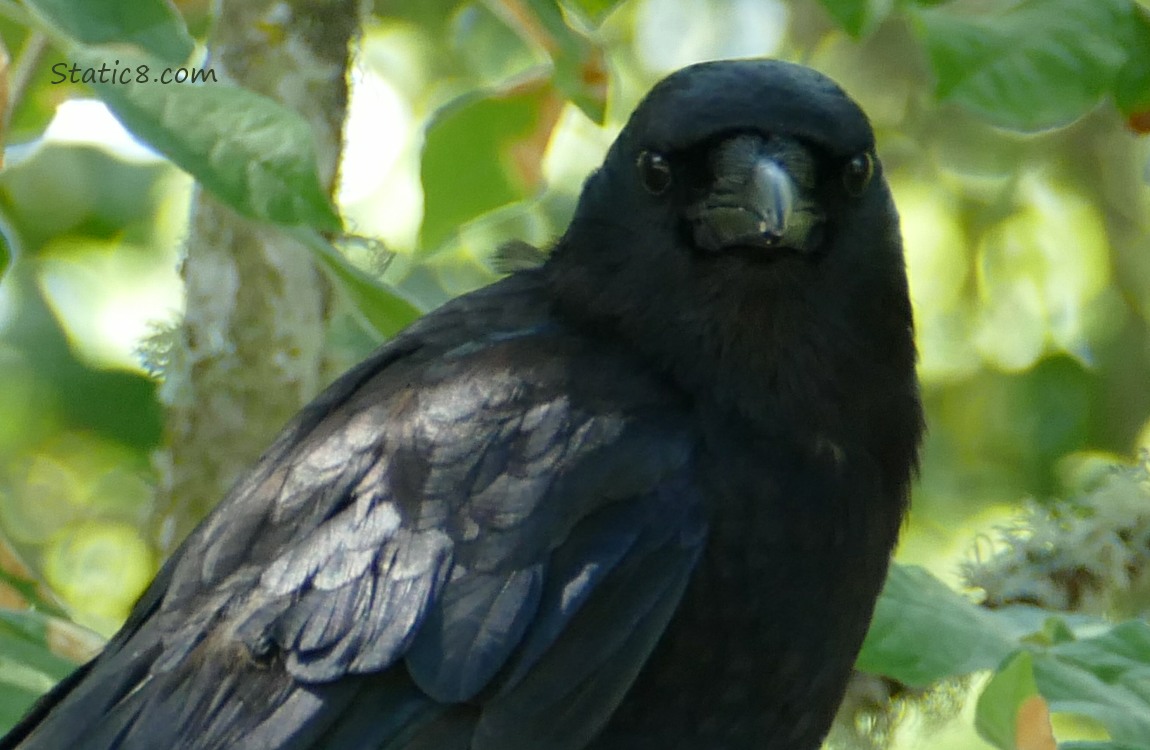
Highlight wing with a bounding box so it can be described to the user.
[4,273,707,750]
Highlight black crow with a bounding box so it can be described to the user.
[1,58,923,749]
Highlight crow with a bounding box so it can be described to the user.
[1,58,923,749]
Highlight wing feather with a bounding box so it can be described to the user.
[5,275,707,749]
[405,564,544,701]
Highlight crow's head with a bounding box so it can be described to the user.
[547,59,917,443]
[609,58,880,260]
[550,59,901,295]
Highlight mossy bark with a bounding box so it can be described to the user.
[154,0,366,549]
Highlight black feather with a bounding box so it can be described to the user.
[2,58,922,750]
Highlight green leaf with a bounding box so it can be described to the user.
[0,229,9,281]
[25,0,194,66]
[0,608,89,734]
[565,0,626,24]
[1115,7,1150,115]
[0,569,67,620]
[451,4,542,88]
[817,0,893,38]
[374,0,466,38]
[856,564,1020,686]
[0,679,51,733]
[911,0,1132,131]
[0,610,83,687]
[520,0,607,122]
[2,28,72,141]
[75,47,341,231]
[420,83,556,252]
[975,651,1040,750]
[0,610,81,675]
[290,229,423,338]
[1034,621,1150,746]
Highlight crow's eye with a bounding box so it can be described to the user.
[842,152,874,196]
[637,150,672,195]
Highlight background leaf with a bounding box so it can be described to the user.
[25,0,194,66]
[912,0,1132,131]
[291,229,423,338]
[419,81,560,251]
[1115,7,1150,116]
[817,0,894,38]
[518,0,608,122]
[1034,621,1150,747]
[0,609,89,731]
[857,564,1021,686]
[565,0,627,24]
[76,47,341,231]
[0,231,9,281]
[976,651,1041,750]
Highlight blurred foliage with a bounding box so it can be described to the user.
[0,0,1148,748]
[858,460,1150,750]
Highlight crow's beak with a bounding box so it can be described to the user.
[686,133,825,255]
[688,156,797,253]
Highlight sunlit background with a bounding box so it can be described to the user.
[0,0,1148,746]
